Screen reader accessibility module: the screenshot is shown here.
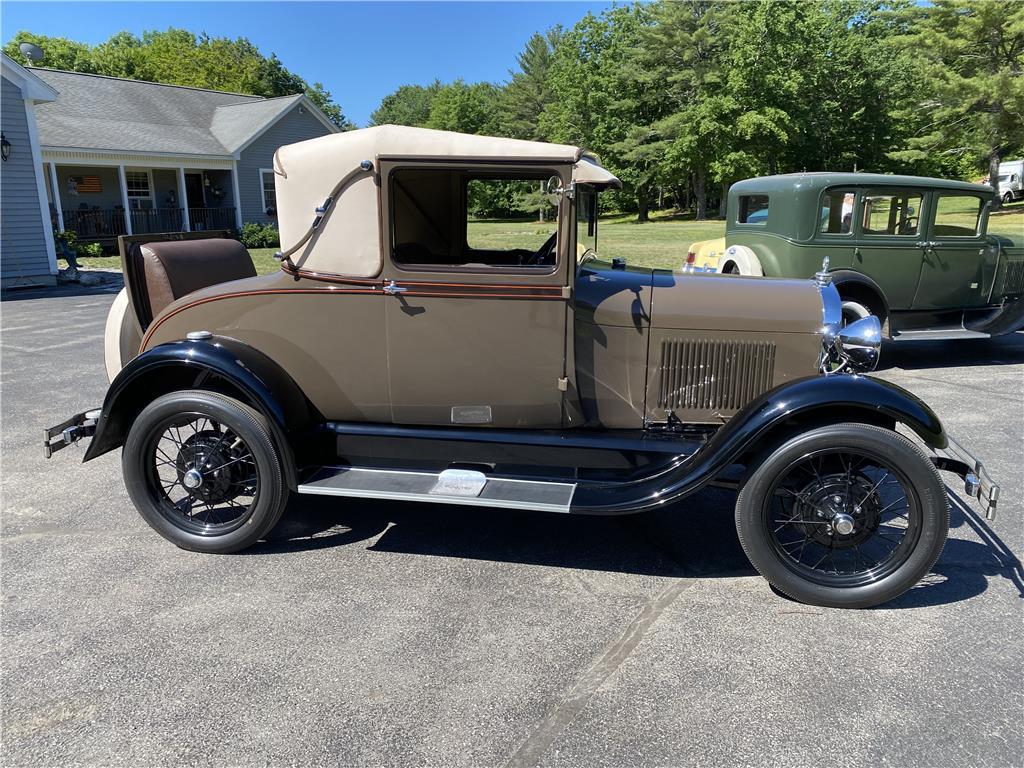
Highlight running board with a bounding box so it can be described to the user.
[891,328,990,342]
[298,467,577,513]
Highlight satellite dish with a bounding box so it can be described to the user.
[19,42,44,62]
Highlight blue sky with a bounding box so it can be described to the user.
[1,1,613,126]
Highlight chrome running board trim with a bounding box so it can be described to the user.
[298,466,576,513]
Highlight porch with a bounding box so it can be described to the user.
[43,159,241,246]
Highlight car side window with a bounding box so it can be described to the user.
[737,195,769,224]
[390,168,557,270]
[932,194,985,238]
[861,189,923,237]
[465,178,557,257]
[820,189,857,234]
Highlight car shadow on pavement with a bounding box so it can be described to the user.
[883,491,1023,609]
[877,331,1024,371]
[253,487,1023,607]
[251,486,754,579]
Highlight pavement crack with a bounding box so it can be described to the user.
[503,575,697,768]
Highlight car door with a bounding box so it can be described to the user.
[912,191,992,310]
[851,186,927,311]
[379,161,572,428]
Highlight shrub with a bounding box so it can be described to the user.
[238,222,280,249]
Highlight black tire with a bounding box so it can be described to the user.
[735,423,948,608]
[725,262,741,275]
[123,390,289,553]
[1003,192,1013,205]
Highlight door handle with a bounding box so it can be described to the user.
[383,280,407,295]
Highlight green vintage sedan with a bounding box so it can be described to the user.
[687,173,1024,340]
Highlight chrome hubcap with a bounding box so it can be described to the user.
[182,468,204,490]
[832,512,855,536]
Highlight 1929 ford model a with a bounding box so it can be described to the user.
[45,126,999,608]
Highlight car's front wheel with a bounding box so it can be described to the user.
[1003,192,1014,205]
[736,423,948,608]
[122,390,289,553]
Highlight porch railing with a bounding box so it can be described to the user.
[61,208,127,238]
[60,207,237,240]
[130,207,185,234]
[189,207,237,232]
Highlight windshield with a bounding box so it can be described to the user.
[576,185,599,259]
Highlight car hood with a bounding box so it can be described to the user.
[649,270,823,334]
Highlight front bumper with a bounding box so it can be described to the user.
[43,408,101,458]
[931,434,1000,520]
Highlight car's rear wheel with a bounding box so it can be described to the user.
[736,423,948,608]
[122,390,289,553]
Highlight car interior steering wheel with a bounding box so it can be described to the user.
[523,232,557,266]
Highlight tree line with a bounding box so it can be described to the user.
[3,28,354,129]
[6,1,1022,219]
[372,0,1024,218]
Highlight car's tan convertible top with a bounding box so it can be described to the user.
[274,124,620,278]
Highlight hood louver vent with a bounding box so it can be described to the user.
[658,338,776,413]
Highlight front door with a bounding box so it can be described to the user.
[852,186,927,311]
[184,174,205,209]
[912,191,991,310]
[380,162,571,428]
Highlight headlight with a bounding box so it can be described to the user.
[837,315,882,371]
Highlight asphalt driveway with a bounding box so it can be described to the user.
[2,282,1021,767]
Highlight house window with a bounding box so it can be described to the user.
[260,169,277,216]
[125,171,153,210]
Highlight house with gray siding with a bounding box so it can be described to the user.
[22,67,338,248]
[1,53,60,287]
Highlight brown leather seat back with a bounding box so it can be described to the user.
[133,238,256,318]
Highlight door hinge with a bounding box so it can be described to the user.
[557,377,569,392]
[561,285,572,299]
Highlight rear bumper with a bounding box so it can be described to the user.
[43,408,101,458]
[931,434,999,520]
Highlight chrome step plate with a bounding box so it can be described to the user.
[891,328,990,342]
[298,467,576,513]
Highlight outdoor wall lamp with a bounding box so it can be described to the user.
[1,133,11,162]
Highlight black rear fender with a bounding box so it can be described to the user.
[84,337,314,489]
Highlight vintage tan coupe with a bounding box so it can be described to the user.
[45,126,999,608]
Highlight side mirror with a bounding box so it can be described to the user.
[545,175,563,197]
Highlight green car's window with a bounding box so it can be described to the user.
[576,185,598,258]
[738,195,769,224]
[861,189,922,236]
[933,194,985,237]
[820,189,856,234]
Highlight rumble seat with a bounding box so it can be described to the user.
[132,238,256,319]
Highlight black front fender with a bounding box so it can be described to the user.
[571,374,946,514]
[83,337,313,488]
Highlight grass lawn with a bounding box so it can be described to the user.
[70,204,1022,275]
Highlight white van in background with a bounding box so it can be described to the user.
[994,159,1023,204]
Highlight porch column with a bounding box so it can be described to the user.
[48,162,64,231]
[231,160,243,229]
[177,166,191,232]
[117,164,132,235]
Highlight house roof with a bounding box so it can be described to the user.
[27,68,336,157]
[1,53,59,102]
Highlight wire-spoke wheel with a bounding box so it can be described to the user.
[736,423,948,608]
[123,390,289,553]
